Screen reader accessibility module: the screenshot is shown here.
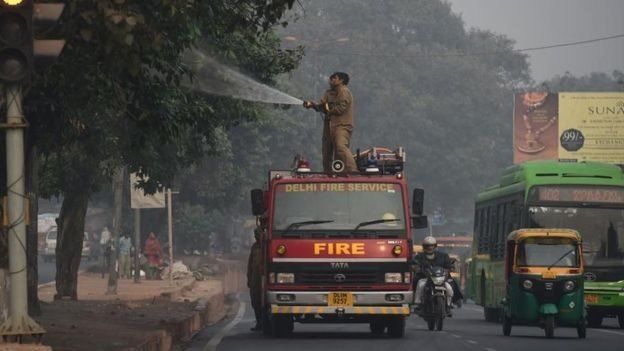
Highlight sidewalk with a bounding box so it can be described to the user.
[33,272,231,351]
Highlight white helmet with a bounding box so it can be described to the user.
[422,236,437,255]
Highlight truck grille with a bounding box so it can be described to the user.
[297,272,380,284]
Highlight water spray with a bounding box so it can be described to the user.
[184,49,303,105]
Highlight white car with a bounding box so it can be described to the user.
[42,227,93,262]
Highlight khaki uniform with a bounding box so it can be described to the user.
[247,241,262,325]
[320,85,357,173]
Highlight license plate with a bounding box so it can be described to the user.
[328,292,353,307]
[584,294,599,304]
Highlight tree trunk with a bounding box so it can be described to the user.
[107,166,125,295]
[26,145,41,315]
[54,190,89,300]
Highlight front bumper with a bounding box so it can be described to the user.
[267,290,412,316]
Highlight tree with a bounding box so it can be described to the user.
[25,0,300,300]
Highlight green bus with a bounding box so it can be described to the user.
[467,160,624,328]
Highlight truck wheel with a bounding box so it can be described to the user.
[387,317,405,338]
[271,315,293,338]
[587,311,603,328]
[544,315,555,339]
[261,309,272,336]
[369,320,386,335]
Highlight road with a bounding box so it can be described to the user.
[38,256,97,284]
[186,297,622,351]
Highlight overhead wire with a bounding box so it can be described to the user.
[298,33,624,58]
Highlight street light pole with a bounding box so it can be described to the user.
[0,84,45,339]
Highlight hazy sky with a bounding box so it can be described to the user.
[447,0,624,81]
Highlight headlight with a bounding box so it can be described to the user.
[392,245,402,256]
[276,273,294,284]
[432,276,445,286]
[385,273,402,283]
[276,244,287,256]
[403,272,412,284]
[563,280,575,292]
[523,279,533,290]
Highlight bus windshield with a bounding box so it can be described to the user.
[528,206,624,266]
[272,182,405,236]
[517,237,579,267]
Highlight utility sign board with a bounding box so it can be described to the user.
[130,173,165,209]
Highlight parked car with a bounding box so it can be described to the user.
[42,227,94,262]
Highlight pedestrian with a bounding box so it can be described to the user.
[303,71,357,173]
[143,232,163,280]
[247,227,263,331]
[118,232,133,279]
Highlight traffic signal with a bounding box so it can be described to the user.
[0,0,33,83]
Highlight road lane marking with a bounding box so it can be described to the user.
[203,299,246,351]
[466,340,478,344]
[593,328,624,336]
[484,348,496,351]
[451,334,461,338]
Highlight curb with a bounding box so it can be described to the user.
[124,286,227,351]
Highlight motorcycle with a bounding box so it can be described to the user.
[416,266,450,331]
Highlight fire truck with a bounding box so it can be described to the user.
[250,147,428,337]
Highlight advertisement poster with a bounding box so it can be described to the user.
[513,92,559,164]
[513,92,624,164]
[558,92,624,164]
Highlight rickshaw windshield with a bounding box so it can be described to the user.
[516,237,579,267]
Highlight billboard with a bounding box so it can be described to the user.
[513,92,624,164]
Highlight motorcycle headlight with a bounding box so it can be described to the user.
[563,280,575,292]
[385,273,402,283]
[276,273,294,284]
[523,279,533,290]
[432,276,446,286]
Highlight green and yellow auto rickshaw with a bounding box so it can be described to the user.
[501,229,586,338]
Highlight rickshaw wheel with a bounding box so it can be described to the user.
[577,321,586,339]
[618,314,624,329]
[544,315,555,338]
[502,314,512,336]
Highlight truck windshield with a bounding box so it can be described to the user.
[272,182,406,236]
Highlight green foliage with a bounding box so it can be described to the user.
[173,203,224,252]
[539,71,624,92]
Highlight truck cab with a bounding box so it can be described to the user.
[250,147,428,337]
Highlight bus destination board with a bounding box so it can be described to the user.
[532,186,624,204]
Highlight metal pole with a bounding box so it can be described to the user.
[167,189,173,286]
[0,84,45,338]
[133,208,141,283]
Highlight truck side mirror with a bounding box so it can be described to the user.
[411,215,428,229]
[250,189,264,216]
[412,188,424,215]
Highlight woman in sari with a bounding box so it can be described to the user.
[143,232,163,280]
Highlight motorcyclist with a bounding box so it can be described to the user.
[412,236,455,315]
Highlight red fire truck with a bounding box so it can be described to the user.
[250,147,428,337]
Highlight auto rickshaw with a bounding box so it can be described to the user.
[501,228,586,338]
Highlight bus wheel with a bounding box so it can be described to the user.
[544,315,555,339]
[587,311,603,328]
